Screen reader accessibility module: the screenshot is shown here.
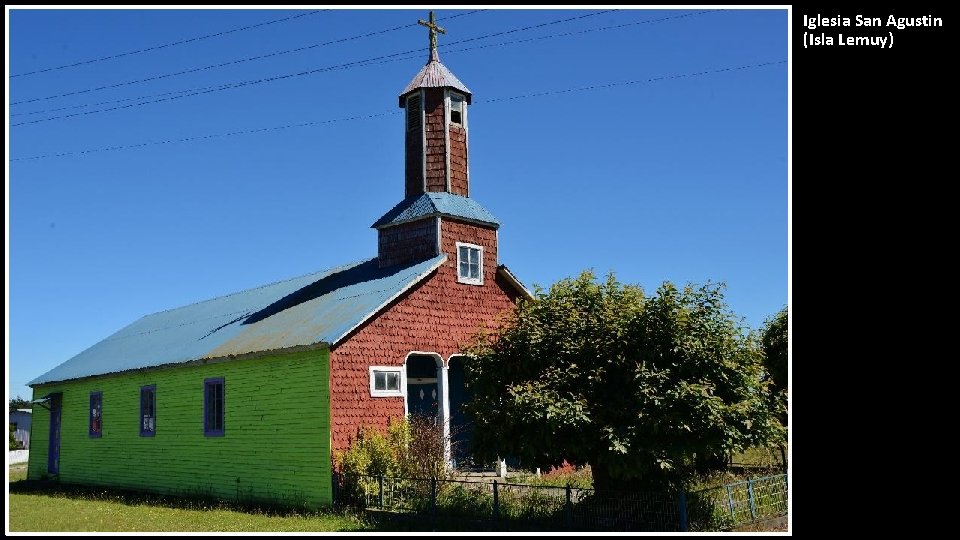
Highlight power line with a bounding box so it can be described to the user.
[11,111,400,161]
[440,10,721,58]
[11,10,720,128]
[16,8,705,128]
[10,10,486,107]
[12,9,717,128]
[10,88,202,118]
[11,10,611,106]
[9,10,492,119]
[480,60,786,103]
[10,10,326,79]
[10,59,786,162]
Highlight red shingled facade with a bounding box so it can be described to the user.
[330,43,522,458]
[330,217,519,454]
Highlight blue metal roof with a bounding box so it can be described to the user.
[372,192,499,229]
[30,256,446,386]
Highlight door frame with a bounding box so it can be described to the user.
[47,393,62,475]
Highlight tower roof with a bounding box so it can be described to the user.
[399,10,472,106]
[372,192,499,229]
[399,58,472,106]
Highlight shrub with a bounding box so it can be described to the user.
[336,415,453,506]
[9,424,23,451]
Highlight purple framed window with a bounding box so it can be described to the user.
[204,377,224,437]
[140,385,156,437]
[89,391,102,438]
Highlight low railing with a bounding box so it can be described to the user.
[334,472,787,531]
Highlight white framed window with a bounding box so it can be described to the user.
[370,366,404,397]
[449,92,466,126]
[456,242,483,285]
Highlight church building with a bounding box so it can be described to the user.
[26,13,529,508]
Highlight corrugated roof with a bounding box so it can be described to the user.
[372,192,500,229]
[399,55,472,106]
[30,256,446,386]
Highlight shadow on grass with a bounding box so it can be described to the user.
[361,510,564,532]
[8,478,361,522]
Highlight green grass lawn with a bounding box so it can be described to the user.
[8,494,369,532]
[9,463,28,483]
[7,464,369,532]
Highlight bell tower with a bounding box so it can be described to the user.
[399,11,472,198]
[374,12,498,272]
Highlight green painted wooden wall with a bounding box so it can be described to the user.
[28,348,331,508]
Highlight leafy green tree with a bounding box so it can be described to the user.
[761,306,788,466]
[761,307,788,394]
[464,271,783,492]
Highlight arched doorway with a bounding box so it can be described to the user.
[447,355,474,468]
[406,354,440,419]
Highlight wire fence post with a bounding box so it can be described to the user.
[678,492,688,531]
[378,474,384,509]
[431,477,437,516]
[747,478,756,521]
[726,485,735,520]
[565,483,573,529]
[493,480,500,523]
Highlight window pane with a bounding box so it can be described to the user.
[215,384,223,431]
[90,393,102,435]
[470,261,480,279]
[205,381,224,434]
[205,386,214,430]
[386,372,400,391]
[451,94,463,124]
[141,387,156,434]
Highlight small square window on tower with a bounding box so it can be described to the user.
[450,93,465,125]
[456,242,483,285]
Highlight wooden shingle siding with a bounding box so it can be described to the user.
[449,124,468,196]
[331,218,517,454]
[378,219,438,268]
[423,89,448,192]
[28,349,331,508]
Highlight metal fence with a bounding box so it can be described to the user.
[686,474,788,531]
[335,472,787,531]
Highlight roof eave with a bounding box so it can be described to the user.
[28,342,333,387]
[398,86,473,107]
[497,265,534,301]
[374,212,499,230]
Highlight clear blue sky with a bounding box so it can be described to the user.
[7,7,788,400]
